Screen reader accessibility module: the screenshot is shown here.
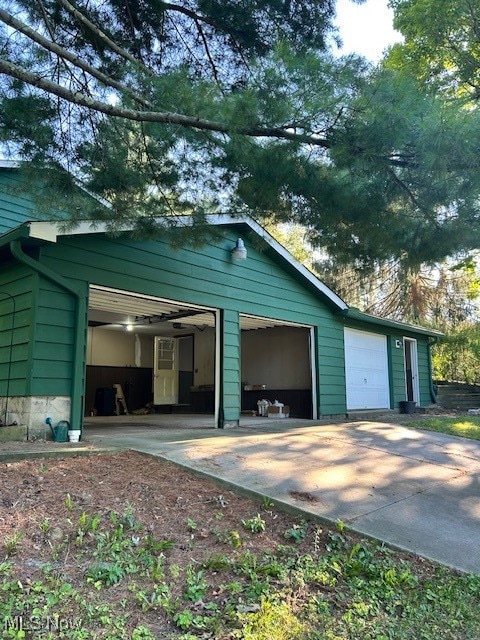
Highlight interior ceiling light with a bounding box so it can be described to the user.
[231,238,247,260]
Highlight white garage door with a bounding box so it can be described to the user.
[344,328,390,410]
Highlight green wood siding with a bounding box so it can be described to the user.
[222,309,240,423]
[30,278,81,398]
[39,233,334,325]
[0,171,38,235]
[0,261,82,400]
[389,336,406,408]
[317,325,346,415]
[0,245,86,446]
[417,340,431,406]
[0,262,36,396]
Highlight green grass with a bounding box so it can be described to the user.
[409,415,480,441]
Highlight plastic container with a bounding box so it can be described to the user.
[257,400,270,417]
[399,400,416,414]
[46,418,69,443]
[68,430,81,443]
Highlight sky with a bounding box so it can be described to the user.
[334,0,403,62]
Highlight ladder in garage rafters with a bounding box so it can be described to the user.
[113,384,129,415]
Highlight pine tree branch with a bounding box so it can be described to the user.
[139,122,178,217]
[0,57,333,146]
[157,1,236,35]
[193,16,223,89]
[57,0,154,75]
[156,1,269,58]
[385,165,425,211]
[36,0,56,41]
[0,8,154,109]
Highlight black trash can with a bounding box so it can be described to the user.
[95,387,116,416]
[399,400,416,414]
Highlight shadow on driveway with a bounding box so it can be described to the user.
[85,415,480,574]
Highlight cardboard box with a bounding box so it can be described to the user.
[267,405,290,418]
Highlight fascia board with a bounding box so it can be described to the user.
[27,220,136,240]
[0,224,30,247]
[27,221,60,242]
[209,214,348,311]
[340,308,444,338]
[0,159,21,169]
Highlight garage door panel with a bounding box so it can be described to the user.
[345,329,390,410]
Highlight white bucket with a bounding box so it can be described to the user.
[68,430,81,443]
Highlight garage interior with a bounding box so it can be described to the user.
[86,286,314,422]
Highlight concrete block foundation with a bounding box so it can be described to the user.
[0,396,71,440]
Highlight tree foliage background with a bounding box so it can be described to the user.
[1,0,480,267]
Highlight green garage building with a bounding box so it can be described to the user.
[0,162,441,438]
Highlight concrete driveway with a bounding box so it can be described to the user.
[85,416,480,574]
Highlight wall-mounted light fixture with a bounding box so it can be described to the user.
[126,323,134,332]
[395,339,403,348]
[231,238,247,261]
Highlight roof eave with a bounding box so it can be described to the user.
[0,159,21,169]
[0,224,31,248]
[339,308,444,338]
[23,215,349,312]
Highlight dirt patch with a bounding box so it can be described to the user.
[0,449,299,558]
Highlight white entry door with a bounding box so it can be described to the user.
[344,328,390,410]
[154,337,178,405]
